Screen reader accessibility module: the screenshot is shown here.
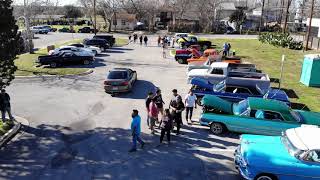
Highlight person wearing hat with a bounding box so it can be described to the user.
[129,109,145,152]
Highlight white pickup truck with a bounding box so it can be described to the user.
[187,62,270,90]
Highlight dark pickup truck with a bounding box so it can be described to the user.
[93,35,115,47]
[36,52,94,68]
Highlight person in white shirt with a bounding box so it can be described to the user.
[184,90,197,124]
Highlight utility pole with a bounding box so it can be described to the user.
[259,0,265,33]
[24,0,33,53]
[279,0,284,26]
[305,0,315,51]
[283,0,291,33]
[93,0,97,35]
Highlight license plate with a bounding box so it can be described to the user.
[112,87,119,90]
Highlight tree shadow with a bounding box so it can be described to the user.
[0,123,239,180]
[115,80,156,99]
[280,88,299,99]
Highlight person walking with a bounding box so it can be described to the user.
[184,90,197,125]
[148,98,159,134]
[128,35,132,43]
[133,34,138,43]
[129,109,145,152]
[154,89,164,118]
[159,109,173,144]
[145,92,154,128]
[162,40,167,58]
[0,89,14,122]
[157,36,161,47]
[227,43,231,56]
[223,42,228,56]
[143,36,148,46]
[139,35,143,45]
[171,96,185,135]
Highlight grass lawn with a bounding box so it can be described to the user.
[0,121,13,136]
[15,38,128,76]
[211,39,320,111]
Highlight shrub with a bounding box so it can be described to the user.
[258,32,303,50]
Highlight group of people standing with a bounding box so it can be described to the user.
[129,88,197,152]
[129,34,148,46]
[223,42,232,56]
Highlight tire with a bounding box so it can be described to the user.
[177,58,185,64]
[196,96,203,106]
[83,60,90,65]
[255,174,277,180]
[50,62,57,68]
[210,122,225,135]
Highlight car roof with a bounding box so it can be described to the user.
[287,127,320,151]
[248,97,290,113]
[210,62,229,68]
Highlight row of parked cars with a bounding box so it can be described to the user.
[173,33,320,179]
[36,35,115,68]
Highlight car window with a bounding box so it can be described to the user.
[235,87,252,95]
[60,48,71,51]
[255,110,284,121]
[306,150,320,163]
[62,53,73,57]
[108,71,128,79]
[211,68,224,75]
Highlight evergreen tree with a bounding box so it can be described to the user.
[0,0,19,89]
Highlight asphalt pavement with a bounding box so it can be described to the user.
[0,37,241,180]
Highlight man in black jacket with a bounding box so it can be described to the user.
[0,89,14,121]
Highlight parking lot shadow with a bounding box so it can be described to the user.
[63,58,107,69]
[0,123,237,180]
[116,80,156,99]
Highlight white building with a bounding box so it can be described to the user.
[307,18,320,37]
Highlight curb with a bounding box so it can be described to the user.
[14,69,94,79]
[0,122,21,148]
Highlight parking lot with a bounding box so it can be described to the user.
[0,37,241,180]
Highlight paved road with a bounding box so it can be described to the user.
[33,32,258,49]
[0,38,241,180]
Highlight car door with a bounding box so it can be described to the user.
[207,68,226,85]
[62,52,74,65]
[248,110,300,135]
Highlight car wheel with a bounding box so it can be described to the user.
[50,62,57,68]
[83,60,90,65]
[255,174,277,180]
[210,122,225,135]
[196,97,203,106]
[177,58,185,64]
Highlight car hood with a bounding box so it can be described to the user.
[188,69,208,78]
[240,135,297,167]
[202,95,233,114]
[297,110,320,126]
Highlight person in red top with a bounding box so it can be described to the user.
[148,98,159,134]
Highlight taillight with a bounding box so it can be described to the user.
[122,81,129,86]
[104,81,111,85]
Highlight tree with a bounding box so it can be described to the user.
[98,0,120,32]
[64,5,83,19]
[0,0,19,89]
[229,8,247,32]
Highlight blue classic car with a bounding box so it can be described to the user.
[235,127,320,180]
[191,78,290,105]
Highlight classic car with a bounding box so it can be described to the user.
[235,127,320,180]
[174,33,189,42]
[177,35,212,50]
[191,78,290,105]
[37,51,94,68]
[187,59,256,73]
[104,68,137,96]
[199,95,320,135]
[187,62,270,91]
[69,43,102,55]
[174,45,201,64]
[48,46,96,56]
[186,49,221,64]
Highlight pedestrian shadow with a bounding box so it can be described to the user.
[116,80,156,99]
[0,123,238,180]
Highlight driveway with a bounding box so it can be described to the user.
[0,38,241,180]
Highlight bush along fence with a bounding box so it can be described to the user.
[258,32,303,50]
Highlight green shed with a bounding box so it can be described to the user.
[300,54,320,87]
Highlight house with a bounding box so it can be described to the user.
[216,2,237,21]
[307,18,320,38]
[111,13,137,31]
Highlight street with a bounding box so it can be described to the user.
[0,37,240,180]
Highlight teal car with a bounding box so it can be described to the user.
[199,95,320,135]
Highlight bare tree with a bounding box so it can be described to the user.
[98,0,120,32]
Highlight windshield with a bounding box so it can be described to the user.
[281,133,303,158]
[290,111,303,123]
[107,71,128,79]
[233,99,249,116]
